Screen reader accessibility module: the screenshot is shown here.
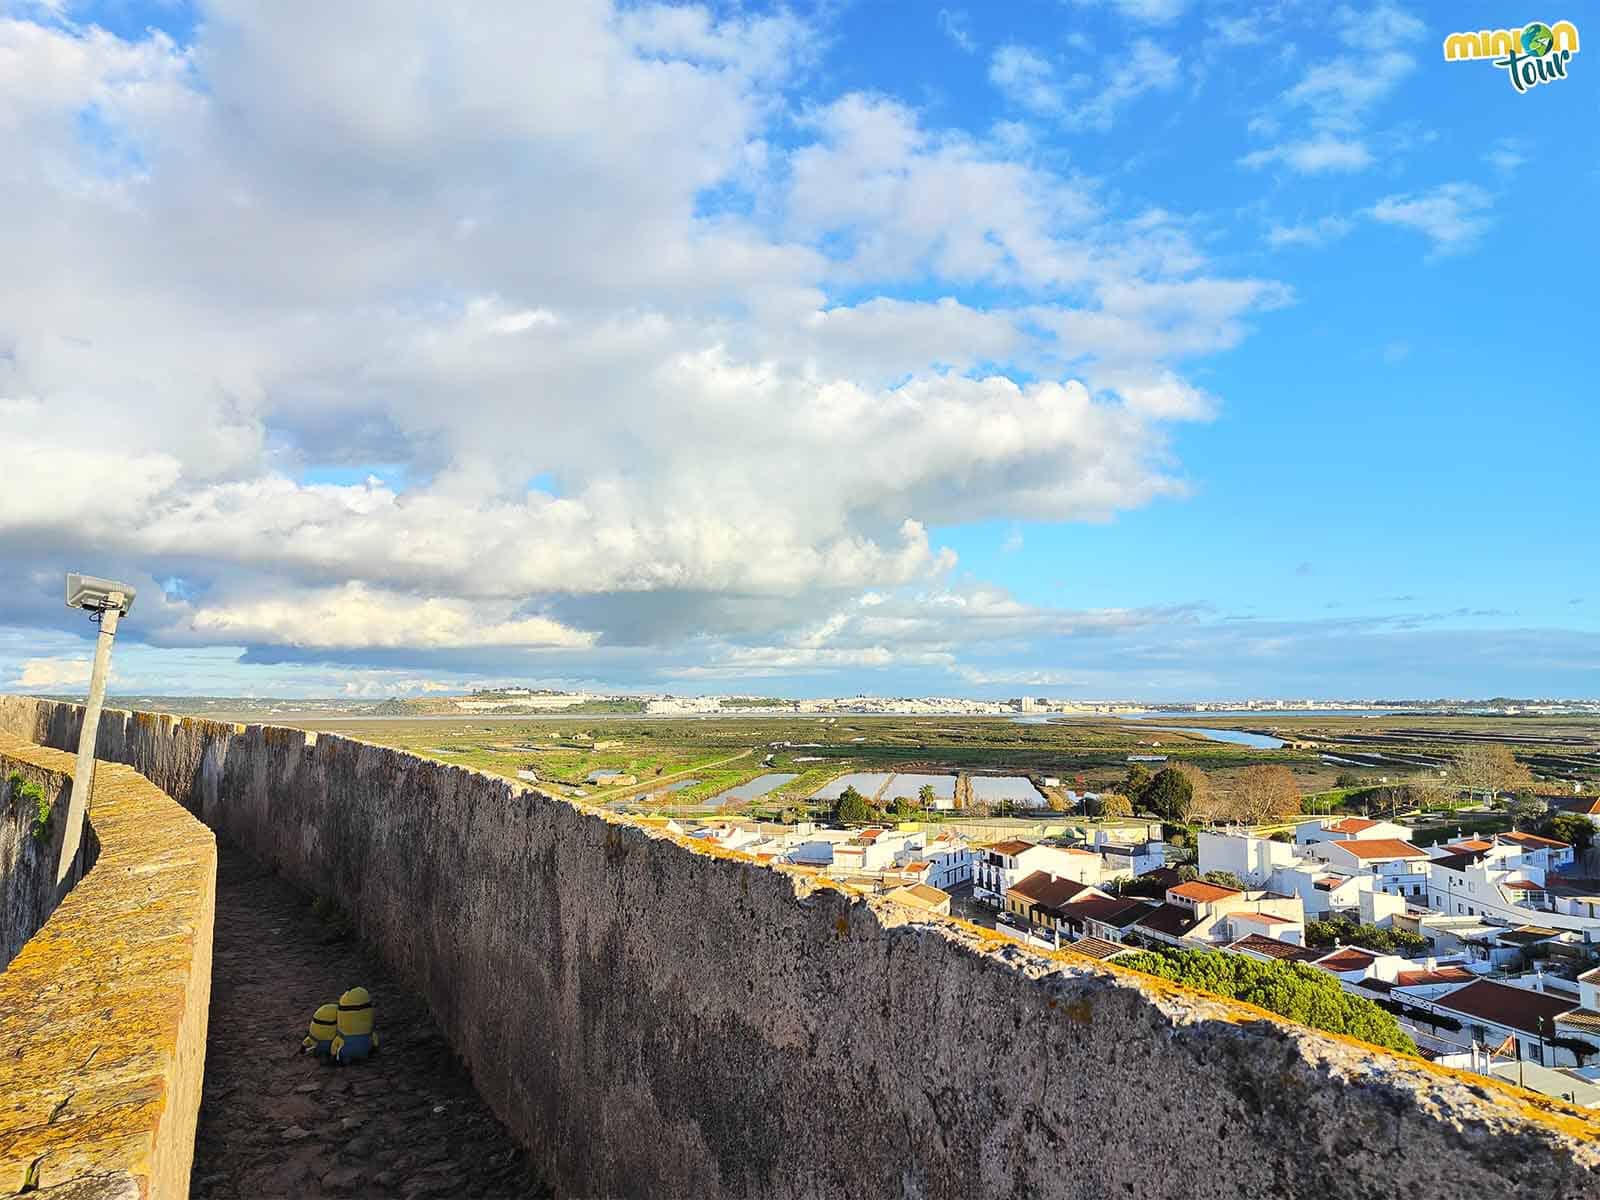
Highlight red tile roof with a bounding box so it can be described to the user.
[988,838,1035,857]
[1315,947,1379,973]
[1328,817,1378,833]
[1228,934,1322,962]
[1500,831,1570,851]
[1232,911,1292,925]
[1433,979,1575,1037]
[1135,903,1200,938]
[1058,896,1153,929]
[1329,838,1428,860]
[1502,879,1544,891]
[1006,871,1097,911]
[1169,880,1241,903]
[1395,966,1475,987]
[1445,839,1495,853]
[1066,936,1133,961]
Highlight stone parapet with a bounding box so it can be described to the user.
[1,695,1596,1199]
[0,733,216,1200]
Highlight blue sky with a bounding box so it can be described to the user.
[0,0,1596,700]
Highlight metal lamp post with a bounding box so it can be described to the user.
[57,572,137,889]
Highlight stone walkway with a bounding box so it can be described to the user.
[190,844,546,1199]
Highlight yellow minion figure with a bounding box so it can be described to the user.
[301,1002,339,1057]
[330,986,379,1064]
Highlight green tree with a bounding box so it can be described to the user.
[778,806,800,825]
[1305,915,1427,956]
[1085,791,1133,819]
[1124,763,1154,803]
[918,784,937,809]
[1509,792,1548,830]
[1118,946,1417,1054]
[1143,768,1194,822]
[834,786,872,825]
[1541,810,1596,852]
[889,795,917,820]
[1201,870,1244,890]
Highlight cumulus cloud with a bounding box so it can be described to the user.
[0,1,1287,686]
[16,657,96,689]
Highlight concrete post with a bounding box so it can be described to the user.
[56,600,121,888]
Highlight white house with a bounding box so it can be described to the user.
[1311,838,1432,901]
[1199,831,1301,887]
[974,840,1106,904]
[1401,978,1588,1067]
[1296,816,1412,846]
[919,830,974,890]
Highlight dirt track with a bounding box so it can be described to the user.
[190,844,546,1199]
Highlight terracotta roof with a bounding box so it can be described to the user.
[1169,880,1241,903]
[988,838,1035,857]
[1433,979,1575,1037]
[1555,1009,1600,1034]
[1328,817,1378,833]
[1313,876,1343,891]
[1501,879,1544,891]
[1232,911,1292,925]
[1066,936,1134,961]
[1395,966,1475,987]
[1329,838,1428,860]
[1315,947,1378,973]
[1057,896,1152,929]
[1228,934,1321,962]
[1500,831,1570,851]
[1135,903,1200,938]
[1445,839,1495,853]
[1006,871,1096,912]
[901,860,931,872]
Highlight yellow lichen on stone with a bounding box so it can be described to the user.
[0,734,216,1199]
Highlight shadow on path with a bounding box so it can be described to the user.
[191,843,546,1199]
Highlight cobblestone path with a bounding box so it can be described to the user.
[190,844,546,1199]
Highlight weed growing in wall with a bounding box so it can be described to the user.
[7,771,52,841]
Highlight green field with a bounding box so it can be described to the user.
[261,710,1600,821]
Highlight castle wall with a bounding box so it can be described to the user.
[3,695,1597,1199]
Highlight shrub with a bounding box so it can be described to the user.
[1117,946,1417,1054]
[1305,915,1427,956]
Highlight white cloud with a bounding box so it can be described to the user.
[988,40,1179,131]
[1266,215,1356,248]
[1241,136,1372,174]
[937,8,977,53]
[1368,183,1494,255]
[0,3,1285,676]
[1065,0,1189,24]
[1240,4,1423,175]
[16,656,96,689]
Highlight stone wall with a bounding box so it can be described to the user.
[3,695,1599,1200]
[0,733,215,1200]
[0,753,82,968]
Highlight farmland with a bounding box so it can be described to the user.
[261,709,1600,820]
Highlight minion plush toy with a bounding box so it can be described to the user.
[330,986,379,1064]
[301,1002,339,1057]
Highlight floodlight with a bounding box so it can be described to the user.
[65,572,136,616]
